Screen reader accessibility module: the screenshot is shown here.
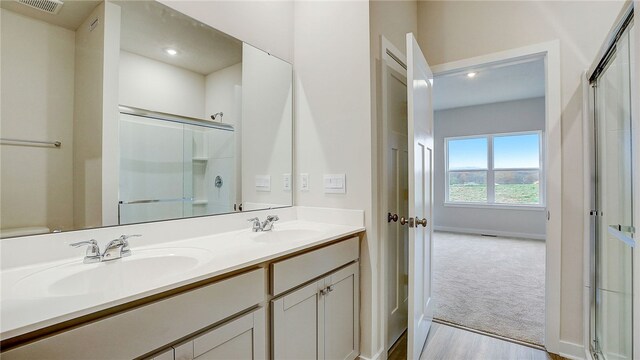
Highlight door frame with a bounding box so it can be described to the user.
[428,41,563,354]
[379,35,409,357]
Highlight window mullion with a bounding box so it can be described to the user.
[487,135,495,203]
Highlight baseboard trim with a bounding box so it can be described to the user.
[434,225,546,240]
[359,347,384,360]
[559,340,585,360]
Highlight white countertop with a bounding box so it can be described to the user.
[0,219,364,340]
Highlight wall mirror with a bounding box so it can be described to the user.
[0,0,293,238]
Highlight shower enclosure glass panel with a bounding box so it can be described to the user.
[118,112,235,224]
[593,22,634,360]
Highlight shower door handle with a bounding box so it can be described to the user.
[607,224,636,248]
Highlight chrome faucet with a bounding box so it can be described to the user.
[102,234,141,261]
[70,239,101,264]
[70,234,141,263]
[248,217,263,232]
[261,215,279,231]
[247,215,280,232]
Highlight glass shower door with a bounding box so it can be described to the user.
[593,22,634,360]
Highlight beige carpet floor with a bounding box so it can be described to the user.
[432,231,545,345]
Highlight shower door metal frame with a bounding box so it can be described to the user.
[586,2,635,359]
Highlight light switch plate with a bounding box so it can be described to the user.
[255,175,271,192]
[323,174,346,194]
[300,173,309,191]
[283,173,291,191]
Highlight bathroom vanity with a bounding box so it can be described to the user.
[0,209,364,359]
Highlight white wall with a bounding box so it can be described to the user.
[417,0,627,347]
[73,3,106,229]
[158,0,294,63]
[0,9,75,233]
[101,1,121,228]
[73,1,120,229]
[205,63,242,208]
[119,50,205,119]
[241,43,292,209]
[434,98,546,239]
[294,0,374,357]
[205,63,242,125]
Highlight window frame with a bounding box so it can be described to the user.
[444,130,545,209]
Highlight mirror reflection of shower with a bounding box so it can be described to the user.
[119,106,236,225]
[211,112,224,122]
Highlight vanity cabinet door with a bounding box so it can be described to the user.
[272,279,326,360]
[151,348,175,360]
[174,307,266,360]
[272,262,360,360]
[324,262,359,360]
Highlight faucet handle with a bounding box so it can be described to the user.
[70,239,98,247]
[266,215,280,221]
[248,217,262,232]
[70,239,101,258]
[117,234,141,251]
[118,234,141,243]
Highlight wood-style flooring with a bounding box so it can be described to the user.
[388,323,566,360]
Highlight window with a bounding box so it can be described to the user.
[445,132,542,206]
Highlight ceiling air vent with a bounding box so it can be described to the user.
[17,0,64,14]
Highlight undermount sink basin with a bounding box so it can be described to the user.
[249,228,322,242]
[12,247,213,299]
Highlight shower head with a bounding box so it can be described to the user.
[211,112,224,121]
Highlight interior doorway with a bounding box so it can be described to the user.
[379,40,563,357]
[431,57,547,346]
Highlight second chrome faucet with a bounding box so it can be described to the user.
[247,215,280,232]
[70,234,141,263]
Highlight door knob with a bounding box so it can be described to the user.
[388,213,399,223]
[400,216,409,225]
[415,217,427,227]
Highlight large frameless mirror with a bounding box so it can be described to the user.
[0,0,293,238]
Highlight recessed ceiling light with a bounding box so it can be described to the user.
[165,48,178,56]
[466,72,477,78]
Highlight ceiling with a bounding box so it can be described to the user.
[0,0,101,30]
[433,58,545,111]
[1,0,242,75]
[117,1,242,75]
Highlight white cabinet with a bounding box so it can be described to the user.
[152,348,175,360]
[272,262,359,360]
[323,264,360,360]
[3,269,265,360]
[173,307,266,360]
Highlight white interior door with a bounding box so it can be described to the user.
[386,130,409,348]
[406,33,434,360]
[382,49,410,350]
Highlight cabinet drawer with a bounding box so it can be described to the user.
[271,237,358,296]
[3,268,265,360]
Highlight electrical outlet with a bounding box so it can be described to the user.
[300,173,309,191]
[283,173,291,191]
